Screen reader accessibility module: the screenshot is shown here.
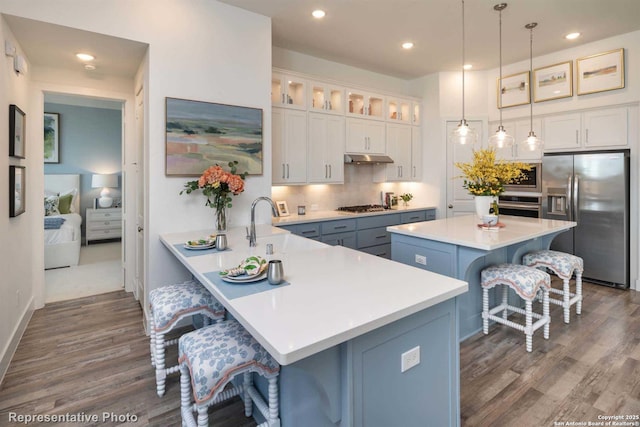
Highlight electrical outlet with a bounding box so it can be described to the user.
[401,346,420,373]
[311,204,319,211]
[415,254,427,265]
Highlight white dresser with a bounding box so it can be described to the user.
[85,207,122,244]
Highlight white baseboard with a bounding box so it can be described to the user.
[0,297,34,384]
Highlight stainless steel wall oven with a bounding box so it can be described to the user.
[503,163,542,193]
[498,194,541,218]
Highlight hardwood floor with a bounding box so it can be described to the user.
[0,291,254,427]
[461,280,640,426]
[0,282,638,426]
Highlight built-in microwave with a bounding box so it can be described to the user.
[503,163,542,193]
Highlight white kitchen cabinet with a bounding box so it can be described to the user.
[412,102,421,126]
[272,72,306,109]
[381,124,412,181]
[491,119,543,161]
[308,112,345,183]
[346,89,385,119]
[272,108,307,184]
[386,97,411,124]
[345,117,386,154]
[309,81,345,115]
[411,126,423,180]
[543,107,629,151]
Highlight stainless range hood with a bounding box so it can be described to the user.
[344,154,394,164]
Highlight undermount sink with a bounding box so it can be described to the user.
[254,233,326,253]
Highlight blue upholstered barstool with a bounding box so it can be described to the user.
[481,264,551,352]
[523,250,583,324]
[179,319,281,427]
[149,280,226,397]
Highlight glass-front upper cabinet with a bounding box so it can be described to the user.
[386,97,411,123]
[309,82,345,114]
[412,102,421,126]
[272,73,306,109]
[347,89,384,120]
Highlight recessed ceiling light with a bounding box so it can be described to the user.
[463,64,473,70]
[565,32,581,40]
[76,53,95,61]
[312,9,325,19]
[84,64,96,71]
[402,42,414,50]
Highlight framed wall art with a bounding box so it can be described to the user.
[9,104,26,158]
[577,48,625,95]
[275,200,290,217]
[496,71,530,108]
[534,61,573,102]
[44,112,60,163]
[165,97,263,176]
[9,165,26,217]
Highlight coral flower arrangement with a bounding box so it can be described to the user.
[180,161,247,231]
[455,148,531,196]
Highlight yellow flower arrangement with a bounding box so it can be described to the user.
[455,148,531,196]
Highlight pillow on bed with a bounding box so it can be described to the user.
[45,195,60,216]
[44,189,58,198]
[59,188,78,213]
[58,193,73,214]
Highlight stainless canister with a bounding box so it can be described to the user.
[215,234,227,251]
[267,260,284,285]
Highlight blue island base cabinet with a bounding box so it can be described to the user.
[267,298,460,427]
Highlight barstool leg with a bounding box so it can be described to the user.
[180,364,195,427]
[576,271,583,315]
[562,277,571,323]
[155,332,167,397]
[268,376,280,426]
[482,288,489,335]
[243,371,253,417]
[543,289,550,340]
[525,301,533,353]
[196,406,208,427]
[501,285,509,320]
[149,312,156,367]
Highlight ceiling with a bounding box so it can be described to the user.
[3,1,639,82]
[219,0,640,79]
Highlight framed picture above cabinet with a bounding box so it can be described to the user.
[497,71,530,108]
[534,61,573,102]
[577,48,625,95]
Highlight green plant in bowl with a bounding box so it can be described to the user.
[399,193,413,206]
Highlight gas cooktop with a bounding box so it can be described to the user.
[337,204,387,213]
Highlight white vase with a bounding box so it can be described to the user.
[474,196,496,219]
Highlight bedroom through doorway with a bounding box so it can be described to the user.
[44,93,124,303]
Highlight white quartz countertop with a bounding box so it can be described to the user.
[160,224,467,365]
[388,214,576,251]
[271,205,437,226]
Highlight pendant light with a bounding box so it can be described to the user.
[521,22,544,152]
[488,3,514,149]
[449,0,478,146]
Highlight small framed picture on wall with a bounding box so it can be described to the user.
[44,112,60,163]
[9,165,26,217]
[9,105,26,159]
[276,201,290,217]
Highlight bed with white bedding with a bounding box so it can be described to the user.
[44,174,82,269]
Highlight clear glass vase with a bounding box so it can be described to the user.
[215,205,227,233]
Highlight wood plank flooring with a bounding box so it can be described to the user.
[0,281,638,426]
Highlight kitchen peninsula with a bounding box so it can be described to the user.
[160,225,467,426]
[388,215,576,340]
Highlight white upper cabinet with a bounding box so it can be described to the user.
[272,73,306,109]
[379,124,412,181]
[386,97,412,124]
[309,82,345,115]
[346,89,385,120]
[412,102,421,126]
[272,108,307,184]
[308,112,345,184]
[543,106,630,151]
[345,118,386,154]
[411,126,423,180]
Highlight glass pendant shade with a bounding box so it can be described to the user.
[488,125,515,148]
[521,22,544,151]
[450,119,478,145]
[521,131,543,152]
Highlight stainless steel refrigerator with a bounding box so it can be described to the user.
[542,150,629,288]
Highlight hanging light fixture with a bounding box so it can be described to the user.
[488,3,514,149]
[521,22,544,152]
[449,0,478,146]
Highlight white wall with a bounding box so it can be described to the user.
[0,16,35,380]
[0,0,273,368]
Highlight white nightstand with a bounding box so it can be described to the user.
[86,207,122,245]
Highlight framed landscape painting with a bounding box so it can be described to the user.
[534,61,573,102]
[497,71,530,108]
[165,97,263,176]
[9,104,25,158]
[577,48,625,95]
[44,112,60,163]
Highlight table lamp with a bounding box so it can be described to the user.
[92,174,118,208]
